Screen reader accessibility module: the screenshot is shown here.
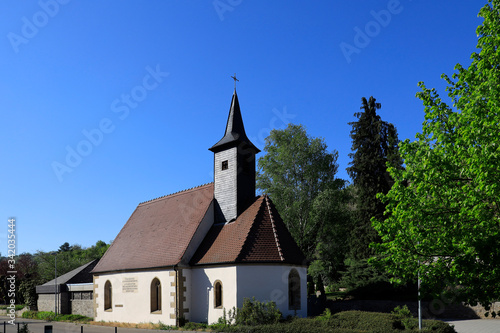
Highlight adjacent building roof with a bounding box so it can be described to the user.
[36,259,99,294]
[209,90,260,154]
[190,195,306,266]
[92,183,214,274]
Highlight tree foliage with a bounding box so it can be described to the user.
[257,124,342,259]
[347,96,402,259]
[308,185,353,285]
[373,0,500,308]
[0,240,110,306]
[35,240,109,283]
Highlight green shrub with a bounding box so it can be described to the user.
[21,311,92,323]
[213,307,455,332]
[182,321,207,330]
[391,305,417,330]
[330,310,455,333]
[156,321,176,330]
[422,319,457,333]
[36,311,56,321]
[1,304,25,311]
[21,311,37,319]
[19,323,30,333]
[234,297,282,326]
[316,308,333,321]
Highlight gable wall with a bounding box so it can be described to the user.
[94,269,176,325]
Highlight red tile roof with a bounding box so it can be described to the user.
[92,183,214,273]
[190,195,307,266]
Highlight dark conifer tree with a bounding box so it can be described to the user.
[347,96,402,260]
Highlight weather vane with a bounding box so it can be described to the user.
[230,73,239,90]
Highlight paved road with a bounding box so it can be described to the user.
[444,319,500,333]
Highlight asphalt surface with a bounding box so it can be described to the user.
[444,319,500,333]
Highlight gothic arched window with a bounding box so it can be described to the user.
[104,280,112,311]
[151,278,161,312]
[214,280,223,308]
[288,269,301,310]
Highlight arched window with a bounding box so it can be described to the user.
[150,278,161,313]
[214,280,223,308]
[288,269,301,310]
[104,280,112,311]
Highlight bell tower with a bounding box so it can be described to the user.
[209,87,260,222]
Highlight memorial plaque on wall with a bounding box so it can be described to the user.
[122,277,139,293]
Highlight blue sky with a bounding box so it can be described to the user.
[1,0,486,254]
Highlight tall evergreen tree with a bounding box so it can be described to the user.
[347,96,402,260]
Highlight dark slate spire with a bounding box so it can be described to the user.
[209,90,260,153]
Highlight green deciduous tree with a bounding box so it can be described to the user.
[257,124,341,259]
[373,0,500,309]
[308,185,353,286]
[35,240,110,283]
[257,124,351,295]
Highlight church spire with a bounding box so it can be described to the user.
[209,90,260,154]
[210,87,260,222]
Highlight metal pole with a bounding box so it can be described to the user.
[81,326,83,333]
[17,322,19,333]
[54,254,57,315]
[418,266,422,330]
[115,327,117,333]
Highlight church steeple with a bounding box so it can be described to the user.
[209,90,259,154]
[210,89,260,223]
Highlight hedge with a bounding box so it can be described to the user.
[212,311,456,333]
[21,311,92,323]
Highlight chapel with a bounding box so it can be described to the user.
[91,87,307,325]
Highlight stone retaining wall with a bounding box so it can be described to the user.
[71,299,93,318]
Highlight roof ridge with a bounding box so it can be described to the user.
[138,183,214,206]
[265,195,284,261]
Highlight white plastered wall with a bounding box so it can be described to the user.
[189,266,237,324]
[236,265,307,318]
[189,264,307,324]
[94,270,176,325]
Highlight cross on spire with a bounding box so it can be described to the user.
[230,73,239,90]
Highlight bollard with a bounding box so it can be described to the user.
[115,327,117,333]
[81,326,83,333]
[4,321,5,333]
[17,322,19,333]
[44,325,53,333]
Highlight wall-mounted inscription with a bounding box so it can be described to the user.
[122,277,138,293]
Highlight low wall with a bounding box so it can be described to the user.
[71,299,93,318]
[37,293,70,314]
